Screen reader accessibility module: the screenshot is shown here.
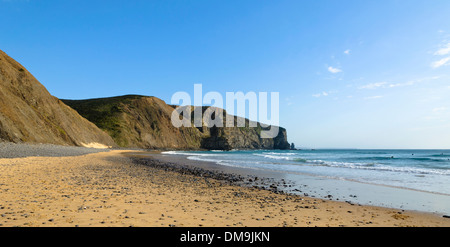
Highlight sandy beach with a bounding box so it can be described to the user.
[0,148,449,227]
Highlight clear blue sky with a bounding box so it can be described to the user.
[1,0,450,149]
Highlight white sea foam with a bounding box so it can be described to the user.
[305,159,450,176]
[263,152,297,156]
[175,150,450,176]
[253,153,295,160]
[161,151,183,155]
[161,149,450,211]
[162,149,450,196]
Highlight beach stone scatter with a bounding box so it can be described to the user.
[0,148,448,227]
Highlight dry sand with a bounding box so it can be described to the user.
[0,150,449,227]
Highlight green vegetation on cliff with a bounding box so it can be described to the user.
[62,95,145,147]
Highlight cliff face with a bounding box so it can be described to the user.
[200,126,290,150]
[63,96,205,149]
[0,50,116,147]
[63,95,290,150]
[199,108,290,150]
[0,49,289,150]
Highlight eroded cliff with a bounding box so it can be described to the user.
[0,50,116,148]
[63,95,290,150]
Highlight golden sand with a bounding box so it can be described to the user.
[0,150,448,227]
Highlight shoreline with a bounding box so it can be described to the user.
[144,151,450,216]
[0,147,449,227]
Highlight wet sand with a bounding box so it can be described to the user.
[147,152,450,215]
[0,149,449,227]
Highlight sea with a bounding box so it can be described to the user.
[162,149,450,214]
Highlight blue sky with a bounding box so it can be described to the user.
[1,0,450,149]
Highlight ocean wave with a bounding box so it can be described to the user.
[186,156,225,163]
[352,156,449,162]
[293,158,308,163]
[186,155,265,167]
[305,159,450,175]
[253,153,294,160]
[353,156,397,161]
[430,154,450,157]
[411,157,449,162]
[165,150,450,176]
[262,152,297,156]
[173,152,227,157]
[355,151,388,155]
[253,152,299,161]
[256,153,450,175]
[161,151,181,155]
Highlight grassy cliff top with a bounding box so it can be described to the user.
[62,95,150,143]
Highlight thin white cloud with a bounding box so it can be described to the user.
[425,107,449,121]
[358,82,387,90]
[285,96,294,106]
[344,49,351,55]
[434,43,450,56]
[364,95,384,100]
[432,107,447,113]
[431,41,450,68]
[312,91,329,98]
[312,90,339,98]
[359,76,441,90]
[431,57,450,68]
[387,81,415,88]
[328,66,342,74]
